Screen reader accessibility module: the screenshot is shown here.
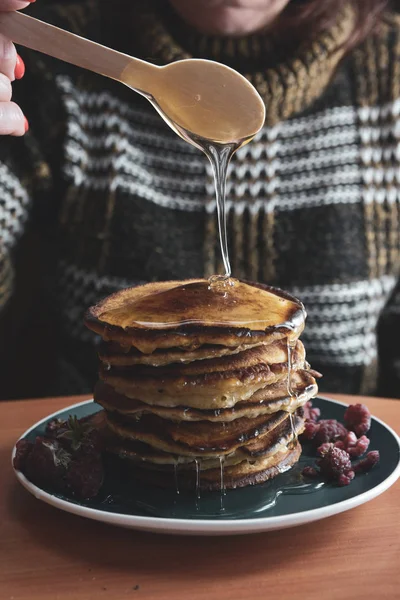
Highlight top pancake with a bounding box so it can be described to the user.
[85,279,305,353]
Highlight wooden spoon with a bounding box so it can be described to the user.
[0,11,265,147]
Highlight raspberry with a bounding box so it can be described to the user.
[347,435,370,458]
[300,418,347,445]
[338,470,355,486]
[317,444,353,480]
[343,431,358,448]
[66,453,104,499]
[302,466,319,478]
[344,403,371,436]
[23,437,70,492]
[13,439,33,471]
[301,421,319,440]
[334,440,345,450]
[353,450,380,474]
[334,431,369,457]
[317,442,333,456]
[313,419,347,445]
[303,401,321,422]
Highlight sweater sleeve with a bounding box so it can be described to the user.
[0,150,31,314]
[0,0,97,377]
[0,59,59,369]
[377,281,400,397]
[375,18,400,398]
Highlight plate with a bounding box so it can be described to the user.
[12,397,400,536]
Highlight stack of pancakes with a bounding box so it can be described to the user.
[85,279,319,491]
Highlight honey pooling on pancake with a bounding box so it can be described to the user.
[96,279,305,332]
[85,279,320,492]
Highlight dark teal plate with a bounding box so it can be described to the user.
[12,397,400,535]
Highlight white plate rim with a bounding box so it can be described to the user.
[12,396,400,536]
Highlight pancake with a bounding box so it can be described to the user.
[99,339,303,376]
[111,442,302,491]
[239,368,320,405]
[105,408,304,465]
[98,340,265,367]
[85,279,305,353]
[189,442,302,490]
[95,370,317,422]
[102,363,271,409]
[99,343,306,410]
[104,407,304,458]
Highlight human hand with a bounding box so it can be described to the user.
[0,1,34,136]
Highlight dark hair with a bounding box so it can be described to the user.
[279,0,396,51]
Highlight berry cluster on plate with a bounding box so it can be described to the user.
[13,415,105,499]
[301,402,379,486]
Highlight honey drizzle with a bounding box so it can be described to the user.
[202,142,236,278]
[173,462,180,495]
[286,335,299,449]
[219,455,226,511]
[194,458,201,500]
[286,336,297,398]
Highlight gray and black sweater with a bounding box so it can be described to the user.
[1,0,400,399]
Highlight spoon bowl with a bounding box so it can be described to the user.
[134,59,266,146]
[0,11,266,147]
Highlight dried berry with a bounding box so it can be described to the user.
[302,466,319,478]
[338,470,355,486]
[301,421,319,440]
[344,403,371,437]
[353,450,380,474]
[13,439,33,471]
[334,440,345,450]
[303,401,321,423]
[301,417,348,446]
[333,431,369,457]
[66,454,104,499]
[347,435,370,458]
[316,444,353,480]
[343,431,358,448]
[317,442,333,456]
[313,419,347,445]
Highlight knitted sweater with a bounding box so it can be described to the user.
[1,0,400,399]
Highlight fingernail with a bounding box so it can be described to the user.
[14,55,25,80]
[24,117,29,133]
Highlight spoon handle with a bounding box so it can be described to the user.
[0,11,154,89]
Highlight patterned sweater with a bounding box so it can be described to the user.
[1,0,400,399]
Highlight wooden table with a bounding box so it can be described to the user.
[0,394,399,600]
